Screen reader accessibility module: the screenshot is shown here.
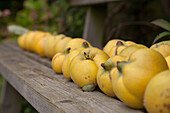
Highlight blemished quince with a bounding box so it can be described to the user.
[51,48,70,74]
[111,48,169,109]
[97,55,126,97]
[54,37,72,53]
[62,42,90,80]
[103,39,125,55]
[70,47,109,91]
[64,38,91,51]
[144,70,170,113]
[150,41,170,58]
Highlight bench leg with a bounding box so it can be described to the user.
[0,80,22,113]
[83,5,107,49]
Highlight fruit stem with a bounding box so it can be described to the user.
[115,47,119,55]
[64,48,71,54]
[116,41,124,47]
[82,42,89,48]
[82,84,95,91]
[101,62,114,71]
[117,61,127,72]
[84,52,93,60]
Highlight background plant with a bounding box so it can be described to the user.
[151,19,170,44]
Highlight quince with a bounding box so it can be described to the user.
[54,37,72,53]
[64,38,91,51]
[151,41,170,57]
[44,34,65,59]
[165,56,170,69]
[62,42,90,80]
[24,31,37,51]
[108,41,127,57]
[144,70,170,113]
[70,47,109,91]
[17,33,27,50]
[32,32,51,52]
[103,39,125,55]
[97,55,126,97]
[51,48,70,74]
[119,44,147,59]
[111,48,169,109]
[35,36,48,57]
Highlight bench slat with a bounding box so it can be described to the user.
[0,42,144,113]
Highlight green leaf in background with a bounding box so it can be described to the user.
[8,25,29,35]
[151,19,170,31]
[152,31,170,44]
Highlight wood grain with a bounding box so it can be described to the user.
[0,42,144,113]
[69,0,120,6]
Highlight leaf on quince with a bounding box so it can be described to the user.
[152,32,170,44]
[151,19,170,31]
[7,25,29,35]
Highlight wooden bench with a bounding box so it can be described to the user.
[0,1,145,113]
[0,42,144,113]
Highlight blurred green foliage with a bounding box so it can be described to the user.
[0,0,86,42]
[15,0,86,37]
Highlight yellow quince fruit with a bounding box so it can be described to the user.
[144,70,170,113]
[62,42,90,80]
[103,39,125,55]
[54,36,72,53]
[150,41,170,58]
[44,34,65,59]
[97,55,126,97]
[111,48,169,109]
[64,38,91,51]
[51,48,71,74]
[70,47,109,91]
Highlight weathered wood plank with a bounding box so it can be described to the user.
[3,42,51,68]
[83,5,107,49]
[0,42,144,113]
[0,80,23,113]
[69,0,119,6]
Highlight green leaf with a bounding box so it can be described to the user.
[7,25,29,35]
[151,19,170,31]
[152,32,170,44]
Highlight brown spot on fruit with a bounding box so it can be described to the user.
[109,73,112,80]
[163,103,170,110]
[160,92,164,97]
[102,83,104,88]
[159,109,162,113]
[155,104,158,108]
[85,77,87,79]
